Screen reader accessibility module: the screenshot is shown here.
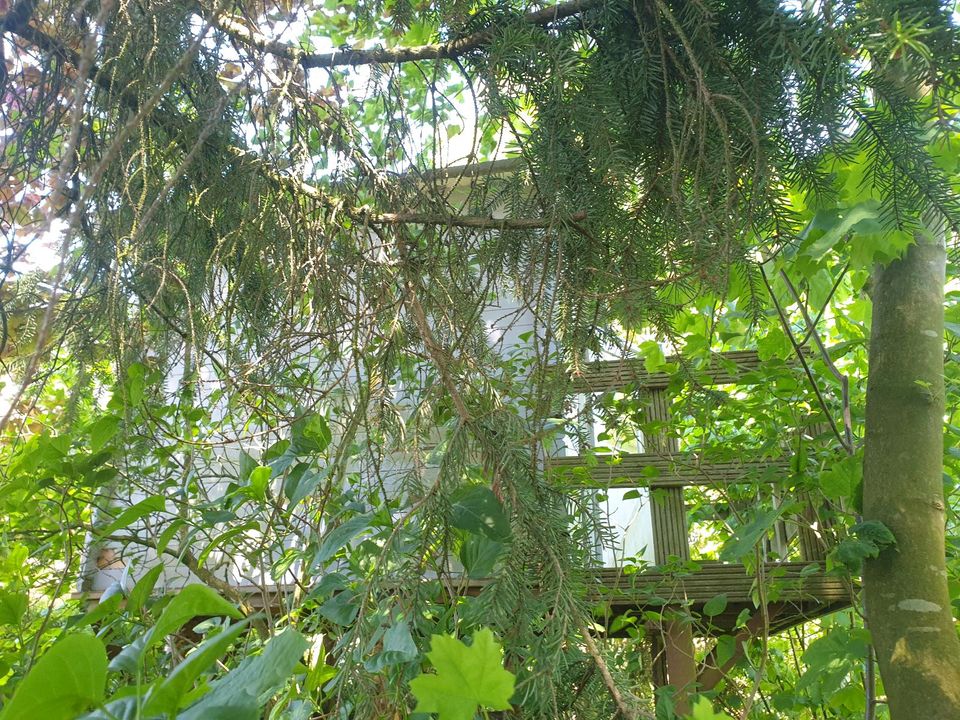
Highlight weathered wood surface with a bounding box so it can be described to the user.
[547,454,789,488]
[561,350,767,393]
[459,561,850,634]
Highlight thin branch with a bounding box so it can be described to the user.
[241,148,583,228]
[779,269,855,452]
[215,0,600,69]
[5,22,575,231]
[578,622,647,720]
[758,264,850,452]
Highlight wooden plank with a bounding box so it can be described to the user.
[652,488,689,563]
[547,454,788,488]
[562,350,765,393]
[645,389,689,563]
[589,562,848,604]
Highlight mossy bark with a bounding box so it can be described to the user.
[863,235,960,720]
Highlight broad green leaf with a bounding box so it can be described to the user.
[291,413,332,454]
[850,228,914,267]
[178,628,309,719]
[803,201,882,259]
[248,465,272,500]
[364,620,418,671]
[126,564,164,614]
[238,449,257,482]
[110,585,242,672]
[86,415,121,453]
[640,340,667,372]
[143,619,250,715]
[318,590,360,626]
[819,455,862,500]
[284,464,324,506]
[410,629,515,720]
[690,696,735,720]
[0,589,28,626]
[101,495,166,535]
[123,363,146,406]
[458,535,504,579]
[799,628,871,701]
[702,593,728,617]
[78,695,140,720]
[1,634,107,720]
[71,593,123,630]
[313,513,374,566]
[450,486,511,542]
[197,520,260,567]
[829,521,897,571]
[719,508,782,562]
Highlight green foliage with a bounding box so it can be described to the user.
[0,0,956,716]
[177,629,309,719]
[450,486,512,542]
[689,697,735,720]
[830,521,898,572]
[410,629,516,720]
[0,634,107,720]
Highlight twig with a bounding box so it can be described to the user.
[779,270,854,451]
[758,264,849,452]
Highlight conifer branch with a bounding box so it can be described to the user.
[214,0,600,69]
[5,21,577,230]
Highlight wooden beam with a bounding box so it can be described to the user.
[561,350,766,393]
[547,453,789,488]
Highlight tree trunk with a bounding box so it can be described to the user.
[863,234,960,720]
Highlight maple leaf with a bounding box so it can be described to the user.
[409,628,515,720]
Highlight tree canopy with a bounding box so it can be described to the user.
[0,0,958,718]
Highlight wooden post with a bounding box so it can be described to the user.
[646,389,689,564]
[661,617,697,716]
[644,389,697,712]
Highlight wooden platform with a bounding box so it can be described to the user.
[454,561,849,636]
[75,561,849,638]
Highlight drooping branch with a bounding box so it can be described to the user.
[240,149,585,229]
[215,0,600,69]
[5,20,575,231]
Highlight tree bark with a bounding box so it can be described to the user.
[863,234,960,720]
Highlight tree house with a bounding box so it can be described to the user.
[533,349,849,702]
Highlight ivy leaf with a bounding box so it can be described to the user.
[410,629,515,720]
[1,634,107,720]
